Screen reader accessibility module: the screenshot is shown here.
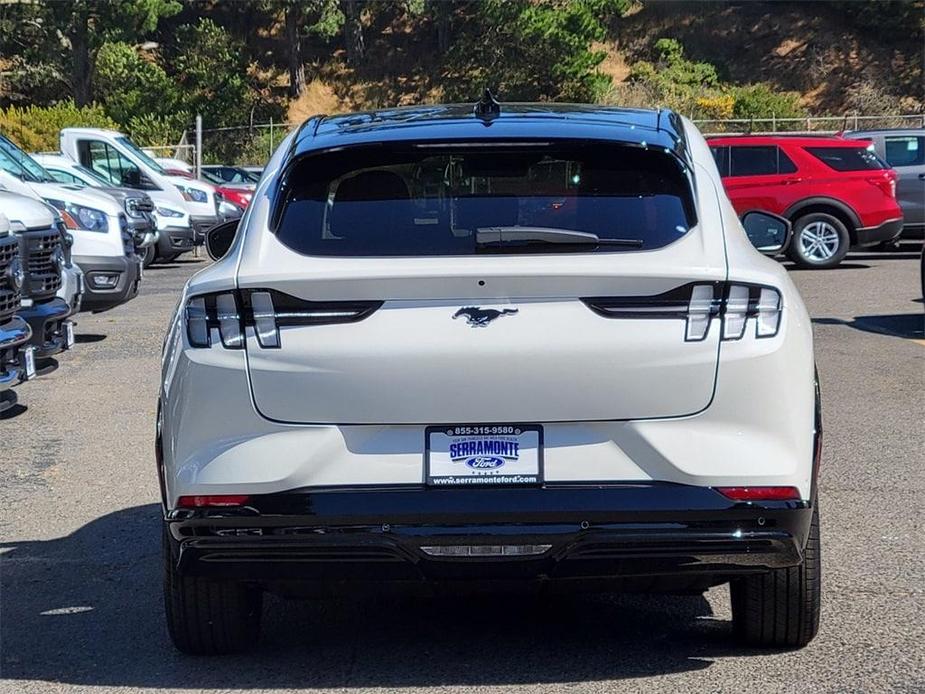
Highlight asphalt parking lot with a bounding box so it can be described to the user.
[1,245,923,693]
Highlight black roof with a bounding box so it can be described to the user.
[289,103,691,166]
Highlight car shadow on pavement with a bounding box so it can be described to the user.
[74,333,107,344]
[783,262,871,271]
[813,313,925,340]
[0,402,28,420]
[0,504,761,690]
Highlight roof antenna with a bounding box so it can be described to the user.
[474,88,501,121]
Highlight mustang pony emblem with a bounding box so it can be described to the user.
[453,306,519,327]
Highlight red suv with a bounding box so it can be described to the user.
[708,135,902,268]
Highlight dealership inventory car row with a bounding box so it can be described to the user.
[0,127,235,414]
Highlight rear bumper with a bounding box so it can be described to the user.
[18,297,71,358]
[855,217,904,246]
[166,484,813,589]
[156,225,195,255]
[76,254,140,313]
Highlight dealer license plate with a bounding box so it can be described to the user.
[22,347,36,380]
[425,425,543,486]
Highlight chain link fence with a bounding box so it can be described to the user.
[143,113,925,167]
[695,113,925,136]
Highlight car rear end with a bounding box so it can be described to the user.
[160,108,819,653]
[798,140,903,246]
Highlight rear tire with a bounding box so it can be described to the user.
[163,524,262,654]
[787,213,850,269]
[730,504,821,648]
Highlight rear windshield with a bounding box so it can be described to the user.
[275,143,696,256]
[805,146,886,172]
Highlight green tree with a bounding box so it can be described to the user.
[43,0,181,106]
[93,41,181,125]
[281,0,342,98]
[443,0,630,103]
[341,0,365,67]
[166,19,255,128]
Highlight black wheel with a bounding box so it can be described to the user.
[158,252,181,264]
[786,213,850,269]
[730,504,821,648]
[142,244,156,268]
[163,524,262,654]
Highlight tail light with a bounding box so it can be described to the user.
[583,282,782,342]
[177,495,250,508]
[716,486,801,502]
[867,174,896,198]
[185,290,382,349]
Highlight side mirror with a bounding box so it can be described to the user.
[740,210,792,255]
[205,220,239,261]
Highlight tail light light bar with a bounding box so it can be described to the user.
[186,289,382,349]
[582,281,782,342]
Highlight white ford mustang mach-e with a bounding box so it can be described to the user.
[159,98,821,654]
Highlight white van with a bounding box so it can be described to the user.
[0,134,140,312]
[60,128,220,244]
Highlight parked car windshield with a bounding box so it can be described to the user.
[75,164,114,187]
[115,136,166,174]
[0,135,56,183]
[200,169,224,185]
[805,146,886,172]
[276,143,696,256]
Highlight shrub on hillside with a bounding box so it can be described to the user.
[125,113,189,147]
[615,37,806,121]
[730,84,803,120]
[0,102,118,151]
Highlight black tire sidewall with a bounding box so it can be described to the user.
[142,244,156,268]
[788,213,850,269]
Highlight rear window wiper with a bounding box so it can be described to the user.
[475,226,644,248]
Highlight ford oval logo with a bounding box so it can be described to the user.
[466,456,505,470]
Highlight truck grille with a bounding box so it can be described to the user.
[20,228,62,299]
[0,234,22,322]
[134,197,155,213]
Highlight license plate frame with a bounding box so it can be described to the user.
[425,424,544,487]
[22,346,36,381]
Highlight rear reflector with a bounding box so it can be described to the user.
[716,486,801,501]
[177,495,251,508]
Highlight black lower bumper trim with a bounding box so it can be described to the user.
[167,484,812,587]
[156,226,194,255]
[855,217,904,246]
[18,298,71,358]
[190,216,219,245]
[75,254,140,312]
